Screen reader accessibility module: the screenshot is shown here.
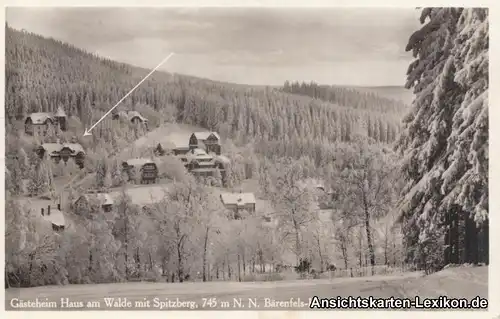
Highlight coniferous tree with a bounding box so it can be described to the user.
[396,8,488,271]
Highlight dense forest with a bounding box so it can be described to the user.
[4,7,489,287]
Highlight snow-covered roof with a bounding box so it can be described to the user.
[186,148,213,161]
[61,143,85,155]
[193,131,220,141]
[76,193,114,206]
[125,158,156,167]
[28,113,53,125]
[127,111,148,122]
[41,143,63,155]
[220,192,256,206]
[42,208,65,227]
[167,133,190,149]
[215,155,231,164]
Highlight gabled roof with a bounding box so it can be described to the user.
[27,113,53,124]
[125,158,156,167]
[61,143,85,155]
[40,143,63,155]
[192,131,220,141]
[167,133,190,149]
[220,193,256,206]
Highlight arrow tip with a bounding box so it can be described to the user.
[83,128,92,137]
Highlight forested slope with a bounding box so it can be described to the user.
[6,25,402,161]
[5,25,408,287]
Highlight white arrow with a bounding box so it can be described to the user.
[83,52,175,137]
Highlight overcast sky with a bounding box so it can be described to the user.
[6,7,421,86]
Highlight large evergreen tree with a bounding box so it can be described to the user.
[396,8,488,271]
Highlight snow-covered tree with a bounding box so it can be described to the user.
[396,8,488,271]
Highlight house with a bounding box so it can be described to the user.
[157,134,191,156]
[37,142,86,168]
[37,143,63,163]
[25,113,54,136]
[189,132,221,155]
[74,193,115,213]
[171,138,191,156]
[113,110,148,128]
[40,204,65,232]
[184,148,216,178]
[220,192,256,219]
[24,107,67,136]
[127,111,148,126]
[122,158,159,184]
[60,143,86,168]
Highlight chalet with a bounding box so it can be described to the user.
[127,111,148,126]
[25,113,54,136]
[122,158,159,184]
[37,143,63,163]
[60,143,86,168]
[160,135,191,156]
[113,110,148,128]
[189,132,221,155]
[24,107,67,136]
[37,142,86,168]
[185,148,216,177]
[172,142,190,156]
[40,204,66,232]
[220,192,256,219]
[74,193,115,213]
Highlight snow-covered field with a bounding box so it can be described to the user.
[5,266,488,310]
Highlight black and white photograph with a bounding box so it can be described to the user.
[4,3,490,313]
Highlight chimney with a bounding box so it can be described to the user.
[41,208,44,216]
[47,205,51,216]
[57,203,61,210]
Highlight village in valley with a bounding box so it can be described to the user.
[21,106,277,233]
[5,7,488,305]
